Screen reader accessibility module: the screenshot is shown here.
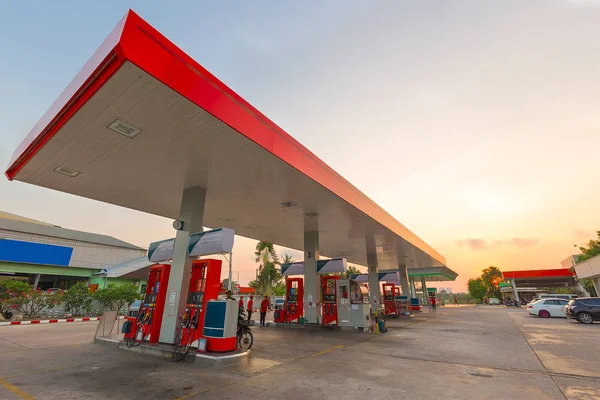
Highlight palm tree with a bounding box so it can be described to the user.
[281,253,294,264]
[254,242,282,296]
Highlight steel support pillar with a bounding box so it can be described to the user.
[303,231,320,324]
[159,186,206,343]
[366,236,381,310]
[421,277,429,305]
[398,265,410,296]
[510,279,520,302]
[409,277,417,298]
[592,277,600,297]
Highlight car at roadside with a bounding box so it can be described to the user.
[488,297,501,305]
[564,297,600,324]
[527,298,569,318]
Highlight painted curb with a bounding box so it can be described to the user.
[0,316,125,326]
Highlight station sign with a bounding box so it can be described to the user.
[281,258,347,276]
[148,227,235,262]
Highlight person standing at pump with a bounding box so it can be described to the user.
[225,290,234,300]
[247,296,254,323]
[259,296,269,327]
[430,296,437,313]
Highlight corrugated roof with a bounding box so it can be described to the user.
[0,211,54,226]
[0,216,144,250]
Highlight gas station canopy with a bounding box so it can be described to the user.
[502,269,577,287]
[5,10,447,271]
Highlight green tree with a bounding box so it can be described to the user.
[575,231,600,262]
[63,282,93,317]
[0,280,30,316]
[467,278,487,302]
[253,241,282,296]
[573,232,600,296]
[94,284,141,313]
[341,265,362,279]
[481,266,503,298]
[281,253,294,264]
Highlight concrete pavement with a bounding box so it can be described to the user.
[0,306,598,399]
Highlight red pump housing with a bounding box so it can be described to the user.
[284,277,303,324]
[382,283,397,315]
[178,259,222,347]
[321,275,339,326]
[125,263,171,343]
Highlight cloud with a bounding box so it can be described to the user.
[456,239,489,249]
[456,237,537,250]
[573,229,594,240]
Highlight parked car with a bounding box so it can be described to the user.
[564,297,600,324]
[536,294,578,301]
[488,297,501,305]
[527,298,569,318]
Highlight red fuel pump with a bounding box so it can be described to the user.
[176,259,222,348]
[321,275,339,326]
[382,283,397,315]
[125,264,171,346]
[284,277,303,324]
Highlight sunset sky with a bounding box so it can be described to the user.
[2,1,600,291]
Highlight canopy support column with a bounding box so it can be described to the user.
[159,186,206,343]
[366,236,381,311]
[409,277,417,298]
[421,277,429,306]
[303,231,320,324]
[398,265,410,297]
[511,279,520,303]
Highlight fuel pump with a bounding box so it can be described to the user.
[321,275,339,326]
[175,259,222,349]
[124,264,171,346]
[382,283,397,315]
[284,277,303,324]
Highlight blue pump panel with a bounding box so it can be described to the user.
[0,239,73,266]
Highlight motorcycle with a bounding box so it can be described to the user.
[237,311,253,350]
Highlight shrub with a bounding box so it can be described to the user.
[63,282,93,317]
[0,280,30,315]
[94,284,141,312]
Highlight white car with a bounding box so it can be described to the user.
[527,298,570,318]
[488,297,501,305]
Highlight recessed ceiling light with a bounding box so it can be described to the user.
[52,166,80,177]
[281,201,298,208]
[246,225,260,229]
[107,119,142,138]
[305,212,319,217]
[219,217,235,223]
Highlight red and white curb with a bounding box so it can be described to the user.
[0,316,125,326]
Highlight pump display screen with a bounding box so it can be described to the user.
[144,293,157,305]
[384,293,394,300]
[188,291,204,305]
[323,294,335,303]
[287,294,298,302]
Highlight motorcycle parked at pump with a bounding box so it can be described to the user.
[237,311,253,350]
